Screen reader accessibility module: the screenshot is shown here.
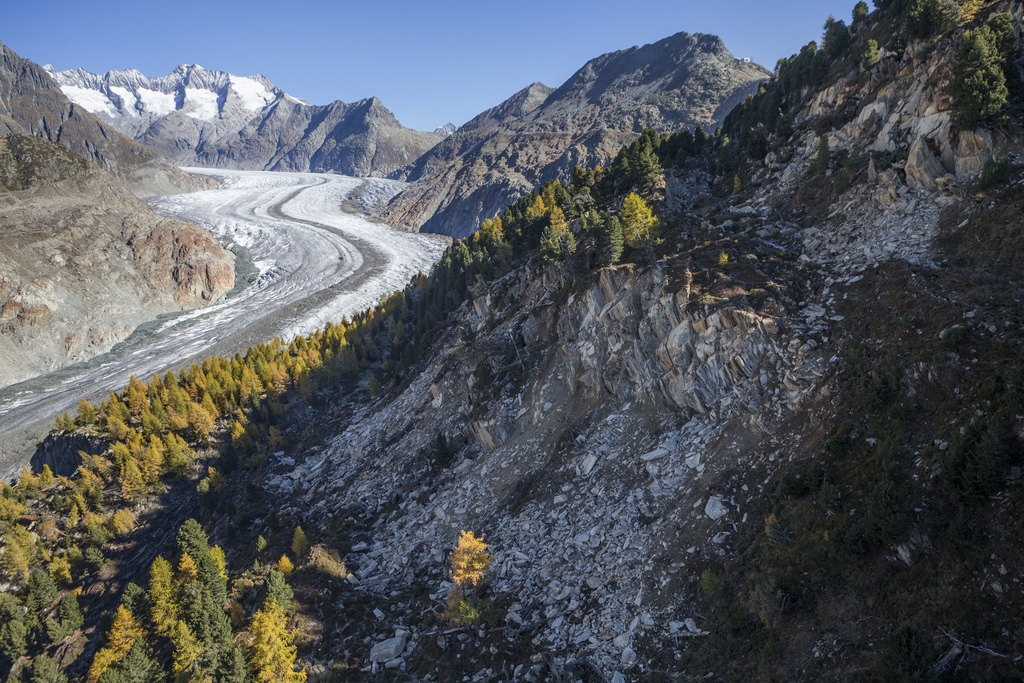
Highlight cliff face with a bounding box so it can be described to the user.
[48,64,445,179]
[0,134,234,388]
[382,32,769,237]
[0,41,216,196]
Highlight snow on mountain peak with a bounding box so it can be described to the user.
[47,64,286,127]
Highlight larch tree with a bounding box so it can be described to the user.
[249,601,306,683]
[449,530,493,589]
[619,193,659,250]
[149,555,180,636]
[86,605,143,683]
[290,526,309,558]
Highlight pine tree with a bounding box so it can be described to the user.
[249,601,306,683]
[259,570,293,611]
[952,25,1009,129]
[47,593,84,643]
[0,620,28,661]
[116,640,163,683]
[594,214,624,267]
[277,555,294,576]
[215,642,249,683]
[863,39,882,70]
[853,1,869,23]
[29,655,68,683]
[27,569,57,611]
[149,556,180,637]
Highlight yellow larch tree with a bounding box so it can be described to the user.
[149,555,180,636]
[250,600,306,683]
[87,605,143,683]
[450,530,493,589]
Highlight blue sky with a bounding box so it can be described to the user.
[6,0,855,132]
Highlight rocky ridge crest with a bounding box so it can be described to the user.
[382,32,769,237]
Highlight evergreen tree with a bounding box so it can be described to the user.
[29,655,68,683]
[116,640,164,683]
[635,139,663,194]
[249,601,305,683]
[987,13,1023,101]
[259,570,293,612]
[27,569,58,611]
[46,593,84,643]
[952,25,1009,129]
[907,0,958,40]
[822,16,852,59]
[0,619,28,661]
[863,39,882,70]
[121,583,152,624]
[215,642,249,683]
[594,214,624,267]
[853,1,870,24]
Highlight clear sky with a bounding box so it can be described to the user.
[5,0,856,132]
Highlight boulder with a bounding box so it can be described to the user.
[370,636,407,663]
[954,129,996,178]
[905,136,945,193]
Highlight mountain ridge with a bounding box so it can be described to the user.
[382,30,770,237]
[48,63,445,178]
[0,41,216,196]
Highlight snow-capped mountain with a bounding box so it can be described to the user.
[46,64,444,178]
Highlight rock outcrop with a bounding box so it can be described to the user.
[382,32,769,238]
[0,41,215,196]
[47,64,445,179]
[0,134,234,387]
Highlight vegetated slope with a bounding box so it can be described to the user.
[48,64,445,178]
[0,133,234,388]
[0,41,216,196]
[381,31,769,238]
[5,2,1024,682]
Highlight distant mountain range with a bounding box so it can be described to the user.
[382,32,771,237]
[42,31,769,238]
[47,64,447,178]
[0,40,215,196]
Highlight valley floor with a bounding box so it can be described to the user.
[0,171,448,477]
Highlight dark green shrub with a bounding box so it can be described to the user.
[876,626,933,682]
[979,151,1011,188]
[700,569,725,601]
[867,481,909,547]
[942,418,1015,500]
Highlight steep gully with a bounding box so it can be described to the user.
[0,170,448,477]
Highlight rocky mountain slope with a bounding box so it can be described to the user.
[48,64,445,178]
[0,41,215,196]
[382,32,769,237]
[6,3,1024,682]
[0,133,234,387]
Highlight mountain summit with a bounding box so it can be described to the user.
[48,64,445,178]
[382,31,770,237]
